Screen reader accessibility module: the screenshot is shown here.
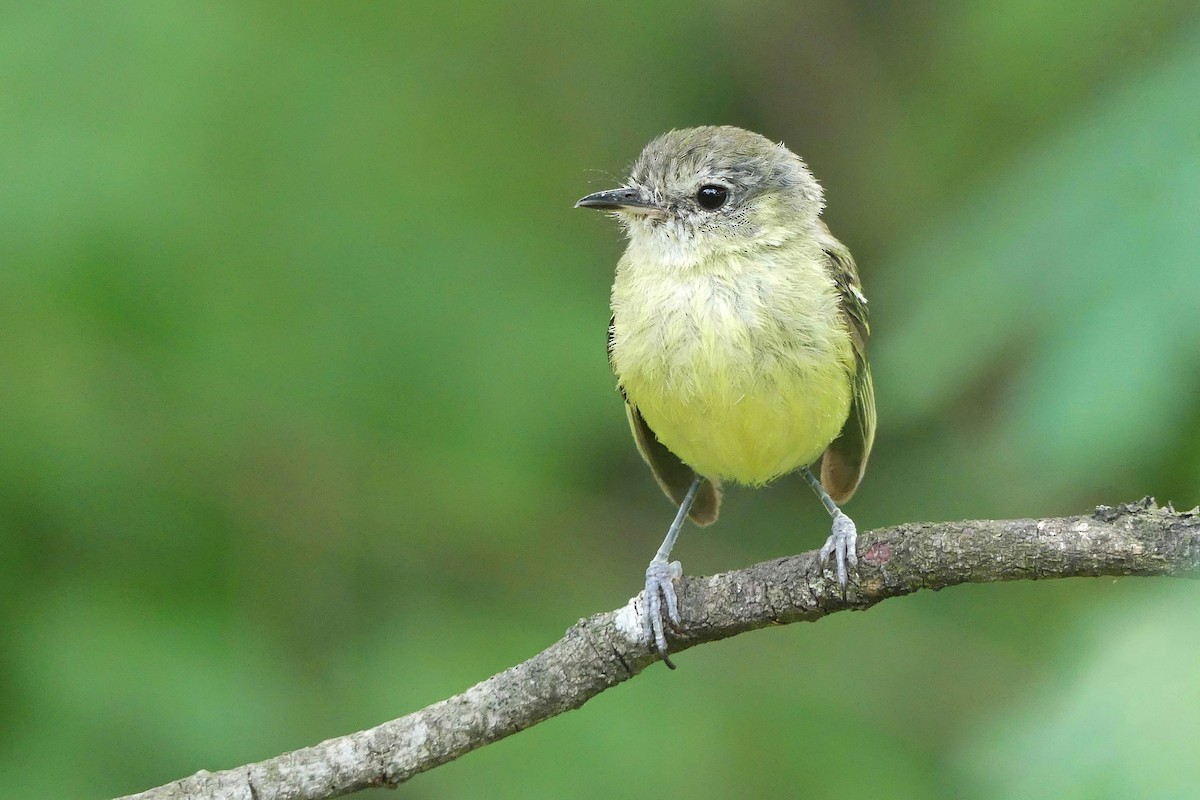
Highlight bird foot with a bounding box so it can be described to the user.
[819,511,858,588]
[643,558,683,668]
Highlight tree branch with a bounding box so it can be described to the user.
[117,498,1199,800]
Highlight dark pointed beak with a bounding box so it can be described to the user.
[575,187,660,211]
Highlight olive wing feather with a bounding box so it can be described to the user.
[816,224,877,504]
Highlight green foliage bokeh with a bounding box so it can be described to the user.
[2,3,1198,798]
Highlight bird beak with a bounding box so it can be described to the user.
[575,187,660,211]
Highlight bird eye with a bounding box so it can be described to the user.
[695,184,729,210]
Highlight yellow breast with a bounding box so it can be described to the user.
[611,246,854,486]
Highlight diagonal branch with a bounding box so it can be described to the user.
[117,499,1199,800]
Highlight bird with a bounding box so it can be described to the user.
[576,126,875,667]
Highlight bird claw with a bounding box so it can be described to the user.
[643,559,683,668]
[819,511,858,588]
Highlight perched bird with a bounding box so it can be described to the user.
[576,126,875,666]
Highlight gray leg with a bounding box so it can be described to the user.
[644,476,702,669]
[801,467,858,588]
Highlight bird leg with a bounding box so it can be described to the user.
[802,467,858,588]
[643,475,701,669]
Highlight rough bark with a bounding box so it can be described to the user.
[116,499,1200,800]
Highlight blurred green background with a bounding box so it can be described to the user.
[3,2,1199,798]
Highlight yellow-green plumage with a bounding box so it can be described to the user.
[612,241,854,486]
[593,125,874,528]
[579,125,875,660]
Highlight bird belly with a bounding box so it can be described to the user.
[624,359,852,485]
[614,266,859,484]
[612,252,856,486]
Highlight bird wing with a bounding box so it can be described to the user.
[816,223,877,504]
[609,315,721,526]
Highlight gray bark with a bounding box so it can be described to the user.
[116,498,1200,800]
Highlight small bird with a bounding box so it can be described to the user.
[576,126,875,667]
